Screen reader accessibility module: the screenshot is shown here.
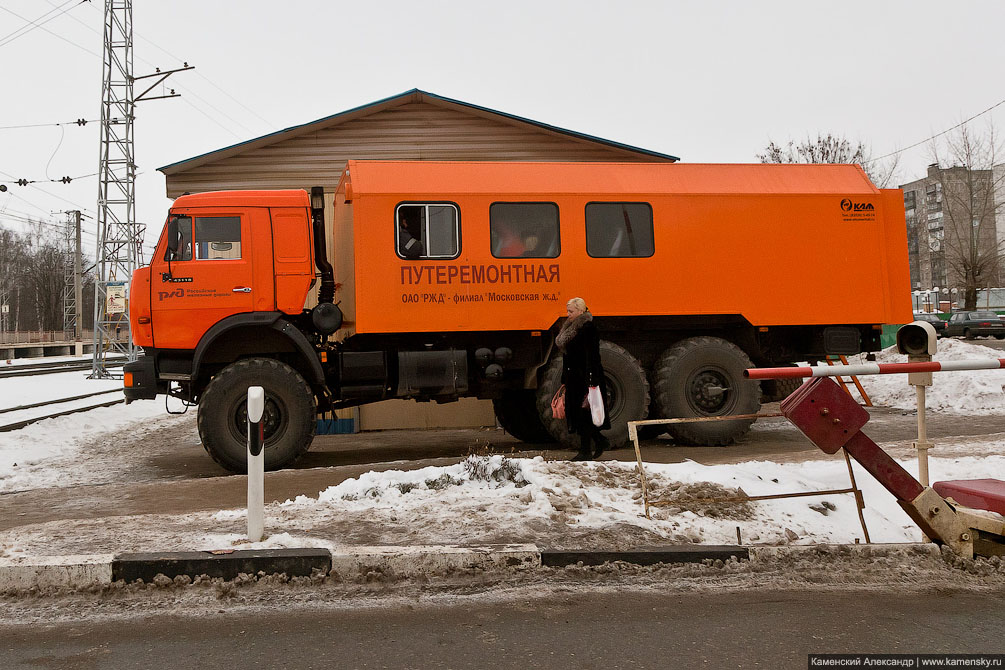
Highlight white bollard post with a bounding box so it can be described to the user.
[247,386,265,542]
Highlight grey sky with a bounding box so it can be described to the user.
[2,0,1004,255]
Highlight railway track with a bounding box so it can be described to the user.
[0,358,125,380]
[0,390,125,432]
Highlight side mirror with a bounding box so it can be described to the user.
[166,217,181,258]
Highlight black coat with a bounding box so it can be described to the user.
[560,318,611,434]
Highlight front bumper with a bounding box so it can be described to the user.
[123,356,160,402]
[967,327,1005,337]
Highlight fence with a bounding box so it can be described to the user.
[0,330,95,345]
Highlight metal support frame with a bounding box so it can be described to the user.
[62,210,82,341]
[628,413,872,543]
[782,376,1005,558]
[91,0,140,378]
[90,1,191,379]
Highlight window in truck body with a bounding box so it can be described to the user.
[395,203,460,260]
[489,202,560,259]
[585,202,655,258]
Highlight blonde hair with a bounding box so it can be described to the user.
[567,297,587,312]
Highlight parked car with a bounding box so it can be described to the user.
[943,311,1005,339]
[914,312,947,335]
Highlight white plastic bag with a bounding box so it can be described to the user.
[587,385,605,427]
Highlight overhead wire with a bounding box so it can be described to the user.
[74,0,273,133]
[0,0,100,56]
[0,118,97,131]
[865,96,1005,165]
[0,0,78,45]
[0,169,96,217]
[0,172,100,187]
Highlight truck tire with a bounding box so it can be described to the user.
[760,374,803,403]
[493,390,556,444]
[652,337,761,446]
[197,358,317,473]
[535,340,649,447]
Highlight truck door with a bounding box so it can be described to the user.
[149,211,257,350]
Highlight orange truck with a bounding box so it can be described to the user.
[124,160,911,472]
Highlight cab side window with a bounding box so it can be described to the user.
[194,216,242,260]
[396,203,459,260]
[490,202,560,258]
[585,202,654,258]
[165,216,193,261]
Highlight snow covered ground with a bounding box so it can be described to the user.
[849,339,1005,415]
[0,343,1002,559]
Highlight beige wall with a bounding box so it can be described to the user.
[359,397,496,430]
[164,101,668,198]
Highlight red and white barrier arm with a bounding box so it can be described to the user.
[745,358,1005,380]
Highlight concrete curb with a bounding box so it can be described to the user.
[746,542,940,562]
[113,548,332,584]
[0,554,114,591]
[0,542,944,593]
[541,545,748,567]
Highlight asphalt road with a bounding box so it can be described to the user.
[1,589,1001,669]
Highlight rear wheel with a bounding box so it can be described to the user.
[535,340,649,447]
[964,328,974,340]
[493,390,555,443]
[652,337,761,446]
[197,357,317,473]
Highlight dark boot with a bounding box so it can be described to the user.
[592,433,610,459]
[570,434,592,461]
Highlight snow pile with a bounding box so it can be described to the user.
[3,451,1002,557]
[217,452,1000,551]
[850,340,1005,415]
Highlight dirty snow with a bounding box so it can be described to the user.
[0,346,1002,560]
[1,449,1002,559]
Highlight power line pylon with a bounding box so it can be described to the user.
[62,210,82,341]
[91,0,191,378]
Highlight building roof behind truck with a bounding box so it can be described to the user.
[157,89,679,198]
[342,160,882,197]
[172,189,309,209]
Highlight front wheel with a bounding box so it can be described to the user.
[197,358,317,473]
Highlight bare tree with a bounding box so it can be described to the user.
[928,121,1005,310]
[0,227,26,333]
[758,133,900,187]
[0,222,79,333]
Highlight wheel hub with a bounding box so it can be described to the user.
[235,397,285,444]
[688,370,732,413]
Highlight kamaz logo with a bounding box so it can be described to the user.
[841,199,874,212]
[158,288,185,300]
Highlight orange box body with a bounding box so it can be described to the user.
[133,160,910,352]
[332,161,911,338]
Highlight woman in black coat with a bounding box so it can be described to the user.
[555,297,611,461]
